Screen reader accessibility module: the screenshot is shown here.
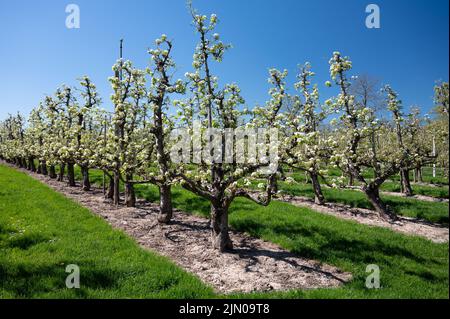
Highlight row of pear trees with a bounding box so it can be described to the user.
[0,8,447,251]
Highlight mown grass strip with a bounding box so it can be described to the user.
[0,164,214,298]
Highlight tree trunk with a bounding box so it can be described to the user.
[417,167,423,183]
[125,181,136,207]
[28,157,36,172]
[310,172,325,205]
[400,169,413,196]
[49,165,57,179]
[157,184,173,223]
[41,161,48,176]
[348,174,354,187]
[363,185,396,221]
[81,166,91,191]
[210,201,233,252]
[106,176,114,200]
[67,163,76,186]
[113,171,120,205]
[58,163,65,182]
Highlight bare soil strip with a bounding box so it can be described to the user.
[12,166,351,294]
[278,194,449,244]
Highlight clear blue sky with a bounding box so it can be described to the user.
[0,0,448,120]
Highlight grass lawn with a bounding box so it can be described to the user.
[3,164,448,298]
[321,166,449,185]
[279,181,449,226]
[289,170,449,199]
[0,164,214,298]
[134,184,449,298]
[380,182,449,199]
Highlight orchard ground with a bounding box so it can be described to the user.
[0,163,448,298]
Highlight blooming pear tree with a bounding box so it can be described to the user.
[327,52,408,220]
[384,85,415,196]
[171,9,281,251]
[1,6,448,258]
[431,82,449,177]
[28,105,49,175]
[280,63,332,205]
[0,113,27,168]
[73,76,102,191]
[145,35,185,223]
[403,107,436,184]
[105,59,149,206]
[434,82,449,117]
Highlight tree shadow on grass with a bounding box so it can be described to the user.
[229,216,445,271]
[404,269,440,282]
[0,260,122,298]
[384,199,449,226]
[6,233,51,250]
[171,190,210,218]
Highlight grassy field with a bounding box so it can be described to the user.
[0,164,214,298]
[134,184,449,298]
[2,164,448,298]
[290,170,449,199]
[380,182,449,199]
[321,166,449,185]
[279,182,449,225]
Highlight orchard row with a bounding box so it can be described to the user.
[0,7,448,251]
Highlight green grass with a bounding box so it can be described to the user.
[0,164,214,298]
[77,165,450,297]
[387,167,449,185]
[134,184,449,298]
[3,164,448,298]
[380,182,449,199]
[289,169,449,199]
[279,181,449,226]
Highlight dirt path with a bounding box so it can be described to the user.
[278,194,449,244]
[10,165,351,294]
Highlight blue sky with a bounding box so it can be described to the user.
[0,0,448,120]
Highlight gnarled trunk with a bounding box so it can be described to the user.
[363,185,396,221]
[58,163,65,182]
[41,161,48,176]
[49,165,57,179]
[415,167,423,183]
[348,174,354,187]
[113,171,120,205]
[125,177,136,207]
[67,163,76,186]
[105,176,114,199]
[81,166,90,191]
[210,201,233,252]
[18,158,25,168]
[310,172,325,205]
[157,184,173,223]
[28,157,36,172]
[400,169,413,196]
